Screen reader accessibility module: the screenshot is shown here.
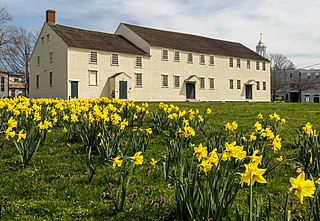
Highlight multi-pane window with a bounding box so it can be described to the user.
[237,80,241,89]
[174,75,180,88]
[229,79,234,89]
[263,81,266,90]
[256,81,260,90]
[49,52,53,63]
[209,55,215,65]
[37,56,40,66]
[49,71,53,87]
[111,54,119,65]
[0,76,5,91]
[174,51,180,62]
[90,51,97,63]
[229,58,233,67]
[135,73,142,87]
[237,58,241,68]
[247,60,250,69]
[290,73,293,78]
[162,49,168,60]
[162,74,169,87]
[136,56,142,67]
[200,77,205,89]
[200,55,205,64]
[209,78,215,89]
[89,70,98,86]
[262,62,266,71]
[256,61,260,70]
[187,52,193,63]
[36,75,40,88]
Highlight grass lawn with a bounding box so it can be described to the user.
[1,101,320,220]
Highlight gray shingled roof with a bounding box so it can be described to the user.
[122,23,269,62]
[48,23,147,55]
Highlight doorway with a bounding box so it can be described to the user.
[119,81,127,99]
[186,83,195,99]
[70,81,78,99]
[245,85,252,99]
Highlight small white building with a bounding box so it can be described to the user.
[30,10,271,102]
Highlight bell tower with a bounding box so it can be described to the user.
[256,33,267,58]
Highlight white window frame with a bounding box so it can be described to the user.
[263,81,266,90]
[262,62,266,71]
[135,56,142,67]
[237,80,241,89]
[247,60,250,69]
[229,58,233,67]
[209,55,215,65]
[111,53,119,65]
[0,76,5,92]
[89,70,98,86]
[200,55,205,64]
[209,78,215,89]
[199,77,205,89]
[49,52,53,63]
[229,79,234,89]
[90,51,97,63]
[49,71,53,87]
[135,73,143,87]
[256,81,260,90]
[174,75,180,88]
[256,61,260,70]
[162,49,168,60]
[237,58,241,68]
[187,52,193,63]
[174,51,180,62]
[162,74,169,88]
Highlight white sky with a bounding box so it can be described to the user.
[2,0,320,68]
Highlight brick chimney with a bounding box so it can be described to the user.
[46,9,56,23]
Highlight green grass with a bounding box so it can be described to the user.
[1,102,320,220]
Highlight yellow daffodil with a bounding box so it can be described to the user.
[315,178,320,185]
[240,162,267,186]
[112,156,123,168]
[289,172,315,204]
[150,158,158,166]
[257,113,263,119]
[249,150,262,164]
[277,156,283,161]
[272,135,282,151]
[199,159,213,175]
[194,143,208,162]
[17,129,27,142]
[206,108,212,115]
[129,151,144,165]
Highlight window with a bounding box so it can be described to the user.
[237,58,241,68]
[256,81,260,90]
[229,79,234,89]
[188,53,193,63]
[209,55,215,65]
[89,70,98,86]
[262,62,266,71]
[162,74,169,87]
[229,58,233,67]
[200,77,205,89]
[111,53,118,65]
[41,37,44,44]
[46,34,50,42]
[0,76,5,91]
[174,75,180,88]
[209,78,215,89]
[307,74,311,79]
[290,73,293,78]
[247,60,250,69]
[49,52,53,63]
[162,49,168,60]
[263,81,266,90]
[316,73,319,79]
[200,55,205,64]
[49,71,53,87]
[37,56,40,66]
[237,80,241,89]
[174,51,180,62]
[256,61,260,70]
[136,56,142,67]
[36,75,40,88]
[135,73,142,87]
[90,51,97,63]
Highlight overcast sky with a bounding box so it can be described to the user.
[2,0,320,68]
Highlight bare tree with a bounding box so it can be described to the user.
[0,28,37,95]
[268,53,295,101]
[0,8,13,49]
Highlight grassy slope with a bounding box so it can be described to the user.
[1,102,320,220]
